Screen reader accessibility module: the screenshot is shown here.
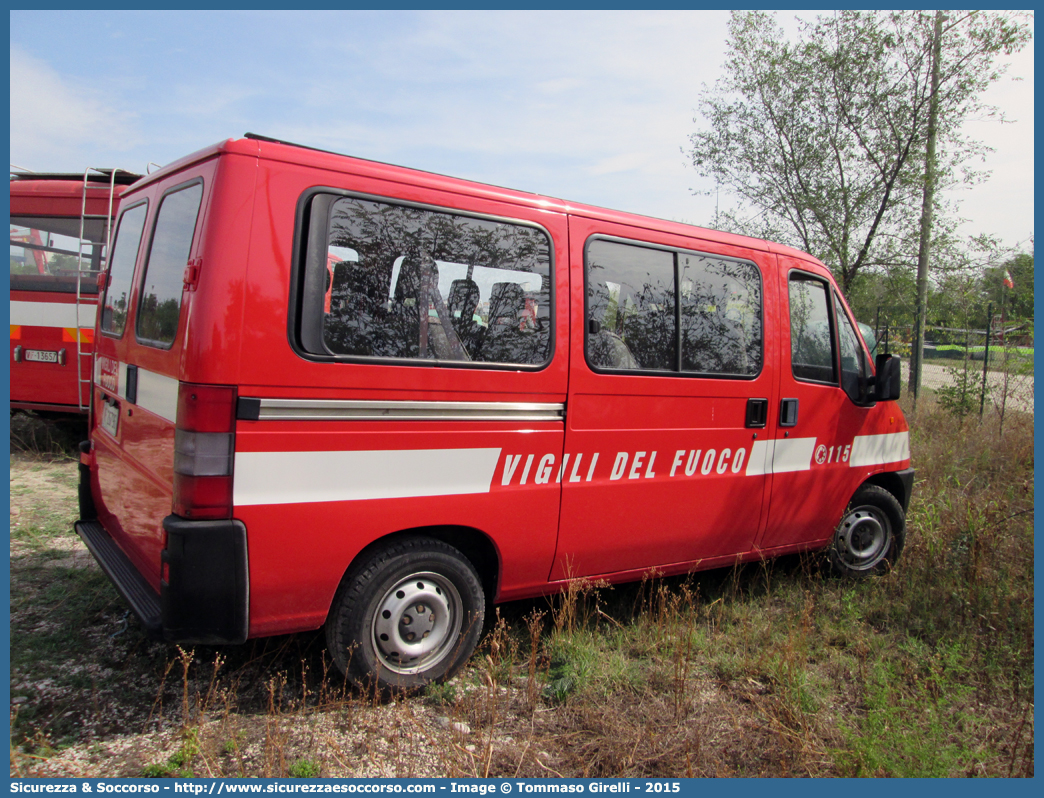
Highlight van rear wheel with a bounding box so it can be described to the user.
[829,485,905,577]
[325,537,485,691]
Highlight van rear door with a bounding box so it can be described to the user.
[93,172,210,586]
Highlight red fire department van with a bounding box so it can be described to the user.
[10,170,139,418]
[76,135,912,690]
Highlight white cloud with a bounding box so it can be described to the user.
[950,46,1035,247]
[10,47,139,168]
[280,10,729,217]
[589,151,656,177]
[535,77,585,95]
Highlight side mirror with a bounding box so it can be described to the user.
[873,353,901,401]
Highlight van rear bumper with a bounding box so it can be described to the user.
[161,515,250,645]
[76,519,162,638]
[75,515,249,645]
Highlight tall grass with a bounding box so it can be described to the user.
[462,397,1035,777]
[10,398,1033,777]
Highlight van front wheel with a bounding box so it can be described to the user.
[325,537,485,691]
[829,485,905,577]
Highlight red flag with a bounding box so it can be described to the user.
[1003,269,1014,289]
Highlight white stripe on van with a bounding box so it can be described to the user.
[10,300,96,328]
[136,368,179,423]
[849,432,910,467]
[772,437,818,472]
[745,439,774,476]
[233,448,503,506]
[745,437,817,476]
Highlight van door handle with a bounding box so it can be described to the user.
[780,398,799,427]
[745,398,768,428]
[125,364,139,404]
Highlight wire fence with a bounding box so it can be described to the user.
[868,309,1033,420]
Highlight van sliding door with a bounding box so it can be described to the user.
[553,219,777,580]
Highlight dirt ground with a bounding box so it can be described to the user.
[9,452,787,779]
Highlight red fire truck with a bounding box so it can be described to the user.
[76,135,913,690]
[10,170,139,420]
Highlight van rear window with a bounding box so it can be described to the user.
[136,182,203,347]
[9,216,108,294]
[101,203,148,336]
[299,195,552,367]
[585,239,762,377]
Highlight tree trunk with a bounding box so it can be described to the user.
[909,10,945,403]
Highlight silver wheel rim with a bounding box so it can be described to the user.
[371,571,463,675]
[836,505,892,571]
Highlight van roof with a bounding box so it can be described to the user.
[10,169,142,185]
[9,171,142,212]
[9,175,139,218]
[130,134,821,263]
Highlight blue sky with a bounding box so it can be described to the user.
[9,9,1035,251]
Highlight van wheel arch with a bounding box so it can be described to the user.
[328,525,500,625]
[863,472,908,512]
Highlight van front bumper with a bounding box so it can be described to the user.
[896,467,916,512]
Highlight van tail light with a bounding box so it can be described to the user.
[173,382,236,520]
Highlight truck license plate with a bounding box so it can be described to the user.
[101,401,120,438]
[24,349,58,363]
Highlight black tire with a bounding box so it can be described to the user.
[325,536,485,691]
[828,485,906,577]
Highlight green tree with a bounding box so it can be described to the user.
[983,252,1034,321]
[845,269,917,328]
[688,11,1031,298]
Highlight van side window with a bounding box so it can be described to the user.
[10,216,108,295]
[136,182,203,348]
[586,239,762,377]
[100,203,148,336]
[586,240,675,371]
[834,292,870,402]
[679,253,762,376]
[789,275,837,384]
[304,196,552,367]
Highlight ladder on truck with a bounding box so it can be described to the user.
[75,168,138,415]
